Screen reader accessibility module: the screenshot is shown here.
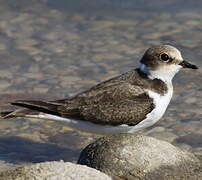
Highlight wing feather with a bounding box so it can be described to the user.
[5,70,155,125]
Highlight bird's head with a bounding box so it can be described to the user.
[140,45,198,82]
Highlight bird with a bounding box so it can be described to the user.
[0,45,198,134]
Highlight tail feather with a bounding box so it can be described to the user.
[0,108,41,119]
[0,111,13,118]
[11,100,61,116]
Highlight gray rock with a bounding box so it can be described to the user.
[174,133,202,147]
[78,134,202,180]
[0,161,112,180]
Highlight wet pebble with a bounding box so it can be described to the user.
[0,80,10,90]
[174,133,202,148]
[148,131,178,143]
[0,70,12,79]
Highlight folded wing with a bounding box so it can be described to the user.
[2,80,154,126]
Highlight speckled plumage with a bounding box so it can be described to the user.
[8,69,167,126]
[0,45,198,134]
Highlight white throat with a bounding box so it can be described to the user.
[139,63,181,82]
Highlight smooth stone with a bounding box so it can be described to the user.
[172,121,202,135]
[33,86,49,93]
[193,147,202,157]
[0,161,19,172]
[78,134,202,180]
[0,161,112,180]
[184,97,197,104]
[176,143,192,152]
[28,64,40,73]
[146,126,165,133]
[0,80,10,90]
[174,133,202,147]
[148,131,178,143]
[0,70,12,79]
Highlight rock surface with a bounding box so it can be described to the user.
[0,161,112,180]
[78,134,202,180]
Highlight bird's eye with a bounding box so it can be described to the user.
[160,53,169,61]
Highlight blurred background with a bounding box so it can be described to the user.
[0,0,201,171]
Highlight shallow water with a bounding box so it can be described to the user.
[0,0,201,171]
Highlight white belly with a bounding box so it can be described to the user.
[26,84,173,134]
[129,84,173,133]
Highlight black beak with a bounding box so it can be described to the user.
[179,60,198,69]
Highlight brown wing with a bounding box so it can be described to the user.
[56,81,154,125]
[59,98,154,126]
[10,81,154,126]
